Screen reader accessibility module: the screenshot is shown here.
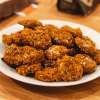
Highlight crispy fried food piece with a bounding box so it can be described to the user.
[3,28,52,49]
[3,32,22,45]
[2,28,33,45]
[21,28,52,49]
[35,67,60,82]
[51,29,74,47]
[16,63,42,76]
[56,55,83,81]
[45,45,69,60]
[93,50,100,65]
[75,54,96,74]
[61,26,83,38]
[35,55,83,82]
[75,37,96,55]
[3,44,44,66]
[18,19,42,29]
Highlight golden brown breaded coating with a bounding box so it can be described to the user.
[51,29,74,47]
[3,28,52,49]
[56,55,83,81]
[45,45,69,60]
[34,25,59,40]
[3,44,44,66]
[75,54,96,74]
[2,28,33,45]
[32,29,52,49]
[35,24,58,33]
[18,19,42,29]
[3,32,22,45]
[61,26,83,38]
[35,67,60,82]
[75,37,96,55]
[16,63,42,76]
[21,28,52,49]
[35,55,83,82]
[43,25,59,35]
[93,50,100,65]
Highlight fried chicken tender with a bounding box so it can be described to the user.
[35,55,83,82]
[93,50,100,65]
[3,28,52,49]
[35,67,60,82]
[75,54,96,74]
[18,19,42,29]
[75,37,96,55]
[45,45,69,60]
[16,63,42,76]
[51,29,74,47]
[56,55,83,81]
[2,28,33,45]
[61,26,83,38]
[3,44,44,66]
[21,28,52,49]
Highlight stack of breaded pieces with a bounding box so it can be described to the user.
[2,19,100,82]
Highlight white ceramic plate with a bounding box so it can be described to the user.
[0,20,100,87]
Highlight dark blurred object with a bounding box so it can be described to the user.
[0,0,37,20]
[57,0,100,15]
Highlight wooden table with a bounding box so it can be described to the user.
[0,0,100,100]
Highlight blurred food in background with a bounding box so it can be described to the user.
[57,0,100,15]
[0,0,37,20]
[0,0,100,20]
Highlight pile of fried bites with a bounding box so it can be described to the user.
[2,19,100,82]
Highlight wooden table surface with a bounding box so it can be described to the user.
[0,0,100,100]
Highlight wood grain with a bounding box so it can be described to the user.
[0,0,100,100]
